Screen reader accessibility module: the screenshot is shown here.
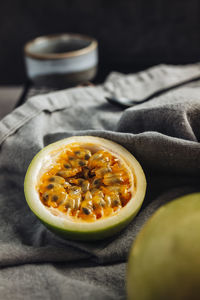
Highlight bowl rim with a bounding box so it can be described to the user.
[24,33,98,60]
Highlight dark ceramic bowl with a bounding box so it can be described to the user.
[24,33,98,87]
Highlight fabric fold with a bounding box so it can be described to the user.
[1,63,200,300]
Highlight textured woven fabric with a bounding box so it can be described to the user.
[1,64,200,299]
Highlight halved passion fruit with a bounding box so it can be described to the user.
[24,136,146,241]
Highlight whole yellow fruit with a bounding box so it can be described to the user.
[127,193,200,300]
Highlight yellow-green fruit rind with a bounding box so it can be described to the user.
[127,193,200,300]
[24,136,146,241]
[39,206,142,241]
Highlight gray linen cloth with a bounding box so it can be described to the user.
[1,64,200,300]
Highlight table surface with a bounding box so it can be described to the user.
[0,85,60,120]
[0,86,23,120]
[0,83,98,120]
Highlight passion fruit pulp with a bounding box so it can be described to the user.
[127,193,200,300]
[24,136,146,241]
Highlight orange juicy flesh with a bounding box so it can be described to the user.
[38,143,132,222]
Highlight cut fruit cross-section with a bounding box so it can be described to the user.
[24,136,146,241]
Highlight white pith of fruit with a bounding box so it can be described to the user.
[24,136,146,233]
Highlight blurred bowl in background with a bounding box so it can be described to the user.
[24,33,98,87]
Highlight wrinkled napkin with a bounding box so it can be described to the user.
[1,64,200,300]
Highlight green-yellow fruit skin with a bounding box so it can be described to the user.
[127,193,200,300]
[39,206,142,241]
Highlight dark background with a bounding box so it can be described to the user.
[0,0,200,84]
